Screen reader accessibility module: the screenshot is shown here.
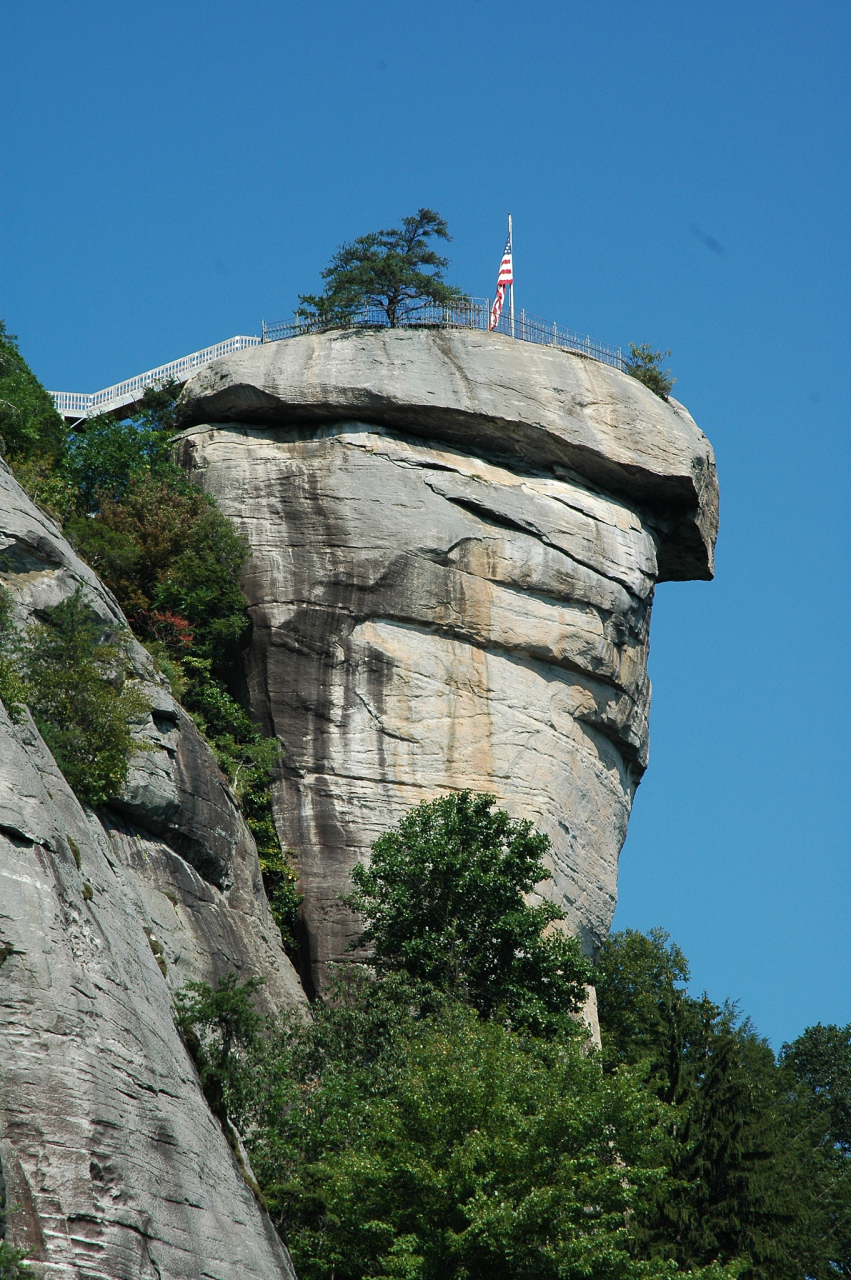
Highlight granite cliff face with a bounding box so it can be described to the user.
[178,328,718,996]
[0,462,304,1278]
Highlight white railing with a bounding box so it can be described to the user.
[50,305,627,422]
[261,298,626,372]
[50,334,261,419]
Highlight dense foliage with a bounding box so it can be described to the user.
[297,208,466,328]
[0,585,148,805]
[0,320,65,465]
[181,974,744,1280]
[175,798,850,1278]
[596,929,851,1278]
[177,796,747,1280]
[22,590,150,805]
[0,328,299,944]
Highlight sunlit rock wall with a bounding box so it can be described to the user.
[179,327,718,996]
[0,461,304,1278]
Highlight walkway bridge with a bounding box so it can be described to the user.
[50,335,262,421]
[50,302,626,421]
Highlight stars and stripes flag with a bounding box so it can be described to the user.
[488,229,514,331]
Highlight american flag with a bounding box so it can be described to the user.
[488,232,514,331]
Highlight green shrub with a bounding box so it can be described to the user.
[625,343,676,400]
[67,471,248,669]
[21,589,149,806]
[0,1239,33,1278]
[0,321,65,465]
[0,588,27,721]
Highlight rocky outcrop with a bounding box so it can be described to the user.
[0,461,304,1277]
[178,328,718,996]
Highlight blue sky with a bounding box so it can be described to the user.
[3,0,848,1047]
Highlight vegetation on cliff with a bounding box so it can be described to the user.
[0,330,300,948]
[0,586,151,805]
[346,791,592,1038]
[625,343,676,400]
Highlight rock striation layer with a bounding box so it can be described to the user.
[0,461,304,1278]
[178,328,718,996]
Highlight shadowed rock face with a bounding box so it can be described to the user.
[0,461,304,1278]
[178,328,718,997]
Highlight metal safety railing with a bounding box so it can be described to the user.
[51,305,626,422]
[50,334,261,420]
[262,298,626,372]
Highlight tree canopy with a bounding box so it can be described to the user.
[346,790,592,1036]
[596,929,851,1278]
[297,208,466,328]
[0,320,65,464]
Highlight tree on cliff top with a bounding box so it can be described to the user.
[625,343,676,400]
[297,208,467,328]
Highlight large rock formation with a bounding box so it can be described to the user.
[0,461,304,1278]
[178,327,718,996]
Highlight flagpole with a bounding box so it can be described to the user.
[508,213,514,339]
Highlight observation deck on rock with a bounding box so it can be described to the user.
[49,300,626,421]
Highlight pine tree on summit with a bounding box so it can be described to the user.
[297,208,467,328]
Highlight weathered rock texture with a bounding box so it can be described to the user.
[178,328,718,996]
[0,461,304,1278]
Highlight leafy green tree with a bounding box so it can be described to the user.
[346,790,592,1036]
[297,209,467,328]
[20,589,149,806]
[625,344,676,400]
[0,320,65,465]
[61,380,184,515]
[782,1023,851,1153]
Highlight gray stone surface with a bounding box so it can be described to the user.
[179,326,718,582]
[0,461,305,1276]
[176,329,718,997]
